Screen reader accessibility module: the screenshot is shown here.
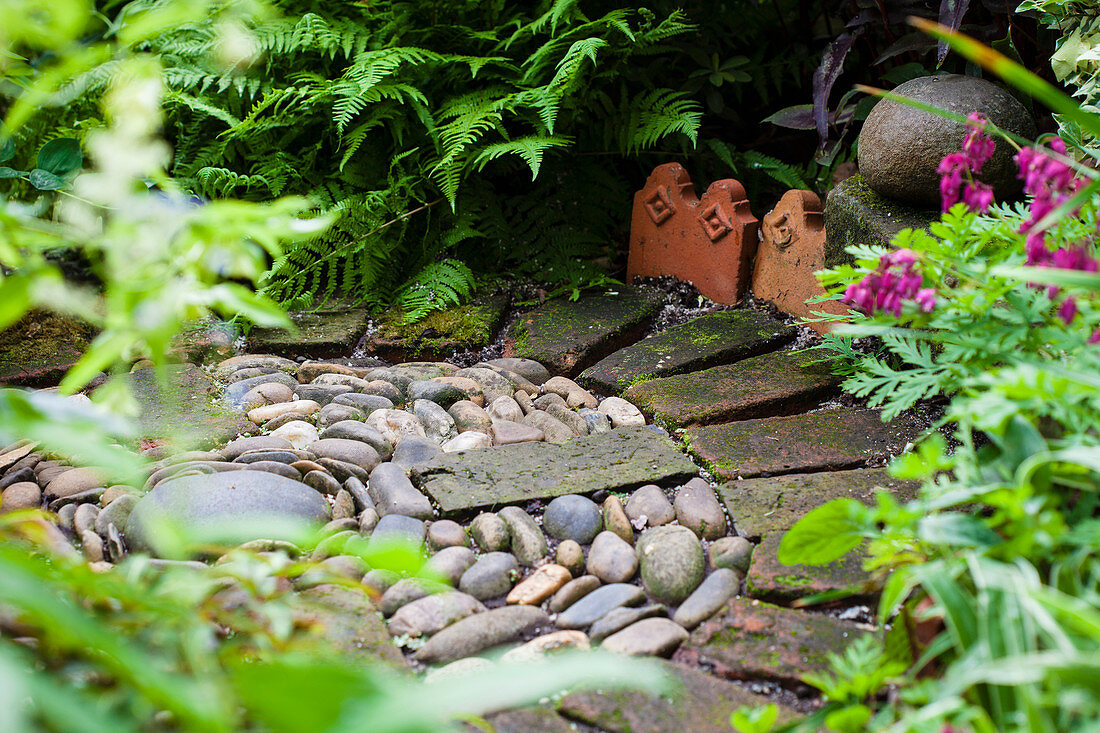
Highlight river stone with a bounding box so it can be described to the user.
[362,568,400,596]
[413,399,458,445]
[469,512,510,552]
[387,591,486,638]
[369,513,426,548]
[413,605,550,664]
[543,376,598,409]
[96,494,143,531]
[379,578,441,616]
[317,403,364,429]
[490,421,545,445]
[521,411,575,444]
[233,449,302,466]
[433,377,484,406]
[241,382,294,409]
[483,358,552,386]
[427,519,468,550]
[637,525,705,604]
[672,568,741,630]
[499,630,590,665]
[585,531,638,584]
[602,495,633,543]
[624,485,675,528]
[459,552,519,600]
[498,506,548,565]
[124,471,330,556]
[247,399,321,425]
[601,618,688,657]
[598,397,645,427]
[367,463,433,519]
[452,368,513,403]
[331,393,394,416]
[294,584,405,669]
[307,439,381,473]
[486,395,524,424]
[448,400,492,433]
[579,408,612,435]
[354,380,406,405]
[391,435,443,471]
[544,403,590,437]
[555,583,645,629]
[709,536,754,575]
[406,381,466,410]
[72,503,99,535]
[859,74,1036,206]
[542,495,603,544]
[506,563,572,605]
[441,431,492,452]
[555,539,585,577]
[320,421,393,460]
[2,482,41,512]
[304,470,342,496]
[549,575,601,613]
[673,479,728,540]
[425,545,476,586]
[365,409,426,445]
[469,364,540,396]
[295,383,352,406]
[311,373,371,391]
[269,421,320,450]
[223,372,299,408]
[589,604,667,643]
[44,467,106,502]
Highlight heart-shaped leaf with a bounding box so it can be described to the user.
[28,168,68,190]
[36,138,82,176]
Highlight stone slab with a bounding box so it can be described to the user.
[365,292,511,363]
[717,468,918,538]
[248,306,371,359]
[624,350,840,429]
[475,708,576,733]
[504,285,665,377]
[411,426,698,516]
[294,584,407,670]
[558,659,798,733]
[823,174,937,264]
[679,598,874,684]
[683,409,921,481]
[577,309,795,395]
[746,533,875,603]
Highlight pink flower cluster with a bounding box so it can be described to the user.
[937,113,996,213]
[843,248,936,317]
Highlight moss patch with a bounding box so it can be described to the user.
[0,310,98,386]
[367,291,510,361]
[823,175,938,265]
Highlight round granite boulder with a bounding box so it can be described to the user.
[858,74,1035,207]
[125,470,330,556]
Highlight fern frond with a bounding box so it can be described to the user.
[473,135,572,179]
[395,259,477,323]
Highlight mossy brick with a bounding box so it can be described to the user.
[504,285,665,377]
[365,292,511,362]
[681,597,875,684]
[558,659,799,733]
[577,309,795,395]
[248,306,372,358]
[823,174,937,264]
[410,425,698,516]
[624,350,840,429]
[0,310,97,387]
[746,533,876,603]
[683,409,921,481]
[717,468,918,538]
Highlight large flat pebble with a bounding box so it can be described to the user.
[413,606,549,664]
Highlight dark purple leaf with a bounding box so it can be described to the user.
[874,33,938,65]
[812,31,860,148]
[763,104,815,130]
[937,0,972,66]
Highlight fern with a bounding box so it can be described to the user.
[473,135,572,179]
[394,259,477,323]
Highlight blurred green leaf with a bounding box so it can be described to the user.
[35,138,82,176]
[778,499,866,565]
[27,169,66,190]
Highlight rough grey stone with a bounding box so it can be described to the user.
[555,583,645,629]
[413,606,549,664]
[368,463,433,519]
[672,568,740,630]
[637,525,705,604]
[458,551,519,600]
[391,435,443,471]
[585,531,638,584]
[542,495,602,544]
[498,506,548,566]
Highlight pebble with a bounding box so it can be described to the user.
[221,435,294,460]
[521,411,574,444]
[312,373,371,391]
[318,458,368,484]
[459,552,519,600]
[433,377,484,406]
[215,354,296,380]
[1,482,41,512]
[427,519,468,550]
[637,525,705,604]
[499,630,589,664]
[469,513,510,552]
[600,618,687,657]
[294,383,353,406]
[391,435,443,470]
[263,412,313,431]
[223,372,298,408]
[513,390,536,415]
[542,376,597,409]
[304,470,342,496]
[554,540,585,577]
[296,361,357,383]
[534,392,567,411]
[363,375,409,401]
[624,484,675,527]
[544,403,589,436]
[498,506,548,566]
[490,421,545,445]
[233,450,302,465]
[45,467,105,501]
[422,658,493,684]
[673,478,727,540]
[362,568,400,596]
[585,531,638,584]
[506,563,571,605]
[472,363,539,394]
[342,476,373,512]
[269,421,319,450]
[299,555,369,588]
[289,459,326,475]
[578,408,612,435]
[56,503,77,530]
[358,506,380,533]
[387,591,486,638]
[555,583,645,629]
[484,358,551,386]
[589,604,667,643]
[308,439,382,473]
[709,536,754,575]
[95,493,137,535]
[425,545,476,586]
[369,513,426,548]
[407,381,467,409]
[81,530,105,562]
[0,466,35,491]
[672,568,740,630]
[317,403,364,428]
[367,463,433,519]
[413,606,549,664]
[542,495,602,544]
[452,368,513,403]
[447,400,492,433]
[241,382,294,409]
[320,421,393,460]
[486,395,524,424]
[441,431,491,452]
[549,575,601,613]
[380,578,441,616]
[601,495,634,543]
[73,503,99,535]
[597,396,646,427]
[365,409,426,445]
[247,400,321,425]
[331,393,395,415]
[413,399,458,444]
[331,489,356,520]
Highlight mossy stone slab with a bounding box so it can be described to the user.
[624,350,840,429]
[505,285,665,377]
[0,311,97,387]
[717,468,918,538]
[294,585,408,671]
[365,292,511,362]
[746,533,875,603]
[482,708,577,733]
[577,309,795,395]
[248,306,371,358]
[410,425,698,516]
[683,409,921,481]
[824,175,937,264]
[558,659,798,732]
[682,598,875,684]
[122,364,255,449]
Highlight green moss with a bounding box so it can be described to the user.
[0,310,95,366]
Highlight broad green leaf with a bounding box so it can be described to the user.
[35,138,81,175]
[27,169,66,190]
[730,703,779,733]
[777,499,866,565]
[879,566,918,625]
[0,136,13,163]
[0,166,24,178]
[918,513,1002,547]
